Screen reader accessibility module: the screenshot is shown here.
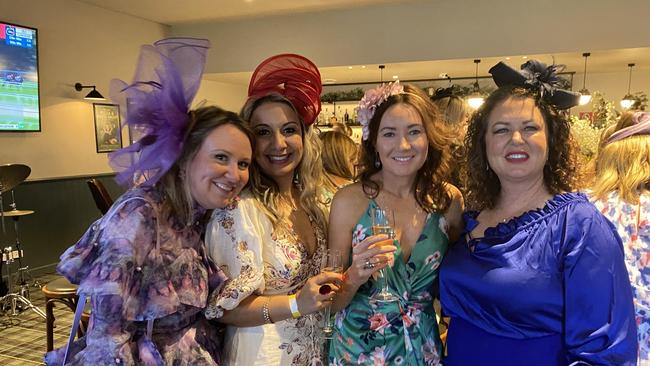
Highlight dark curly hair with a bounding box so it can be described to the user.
[359,84,454,213]
[464,85,579,210]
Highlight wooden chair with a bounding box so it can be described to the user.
[41,277,90,352]
[86,178,113,215]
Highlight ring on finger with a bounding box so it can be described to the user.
[363,259,376,270]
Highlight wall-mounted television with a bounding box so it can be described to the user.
[0,21,40,132]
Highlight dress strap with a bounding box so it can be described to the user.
[62,294,87,364]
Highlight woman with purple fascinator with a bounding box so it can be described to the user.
[44,38,254,365]
[439,60,637,365]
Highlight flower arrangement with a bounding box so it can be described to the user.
[356,81,404,141]
[570,91,620,168]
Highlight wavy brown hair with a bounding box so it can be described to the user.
[464,86,579,210]
[240,94,328,230]
[158,106,254,225]
[358,84,454,213]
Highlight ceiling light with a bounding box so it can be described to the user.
[348,66,353,70]
[578,52,592,105]
[505,57,511,60]
[522,56,528,59]
[361,65,366,69]
[620,63,636,109]
[466,59,484,109]
[392,75,398,79]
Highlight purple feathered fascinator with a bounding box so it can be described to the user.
[108,37,210,187]
[489,60,580,110]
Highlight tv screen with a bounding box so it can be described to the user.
[0,21,40,132]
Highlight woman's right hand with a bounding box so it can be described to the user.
[295,271,343,315]
[346,234,396,287]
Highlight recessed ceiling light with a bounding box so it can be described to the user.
[392,75,398,79]
[522,56,528,59]
[361,65,366,69]
[505,57,511,60]
[348,66,353,69]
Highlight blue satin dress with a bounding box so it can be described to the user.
[439,192,638,366]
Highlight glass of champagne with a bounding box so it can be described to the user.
[370,206,399,303]
[322,249,343,339]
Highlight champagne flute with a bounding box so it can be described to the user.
[370,206,399,303]
[321,249,343,339]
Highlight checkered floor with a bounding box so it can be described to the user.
[1,272,74,366]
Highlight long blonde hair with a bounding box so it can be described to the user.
[241,94,328,230]
[592,112,650,204]
[320,131,358,193]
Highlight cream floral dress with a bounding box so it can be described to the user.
[205,193,327,366]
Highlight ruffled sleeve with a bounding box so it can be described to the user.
[204,196,268,319]
[57,192,186,321]
[562,201,638,365]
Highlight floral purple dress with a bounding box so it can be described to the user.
[592,191,649,363]
[44,187,226,365]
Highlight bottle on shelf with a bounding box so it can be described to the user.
[344,109,349,123]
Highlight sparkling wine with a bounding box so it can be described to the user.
[372,225,394,237]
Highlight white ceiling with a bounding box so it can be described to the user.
[77,0,649,86]
[207,48,650,86]
[76,0,408,24]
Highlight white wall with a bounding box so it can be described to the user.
[0,0,168,180]
[173,0,650,74]
[193,79,248,113]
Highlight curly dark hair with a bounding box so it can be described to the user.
[464,85,579,210]
[359,84,454,213]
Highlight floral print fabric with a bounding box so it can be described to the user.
[206,194,327,365]
[328,200,447,366]
[592,191,649,363]
[44,187,225,365]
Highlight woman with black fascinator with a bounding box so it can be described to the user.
[439,60,638,365]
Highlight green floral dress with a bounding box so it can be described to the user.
[329,200,448,366]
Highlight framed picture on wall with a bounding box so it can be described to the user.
[93,103,122,153]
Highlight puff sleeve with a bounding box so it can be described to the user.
[204,197,268,319]
[563,203,638,366]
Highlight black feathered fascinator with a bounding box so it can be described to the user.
[488,60,580,110]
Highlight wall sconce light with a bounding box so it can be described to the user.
[466,59,485,109]
[578,52,592,105]
[74,82,105,101]
[620,63,635,109]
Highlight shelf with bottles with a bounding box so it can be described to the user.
[316,100,359,127]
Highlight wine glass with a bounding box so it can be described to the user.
[370,206,399,303]
[321,249,343,339]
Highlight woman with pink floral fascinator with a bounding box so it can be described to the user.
[327,81,463,365]
[204,54,342,365]
[591,111,650,364]
[45,38,254,365]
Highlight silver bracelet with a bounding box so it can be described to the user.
[262,297,273,324]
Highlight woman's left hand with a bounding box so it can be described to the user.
[295,272,343,315]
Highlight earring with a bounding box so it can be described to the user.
[374,153,382,169]
[486,163,490,172]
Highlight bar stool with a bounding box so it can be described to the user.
[41,276,90,352]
